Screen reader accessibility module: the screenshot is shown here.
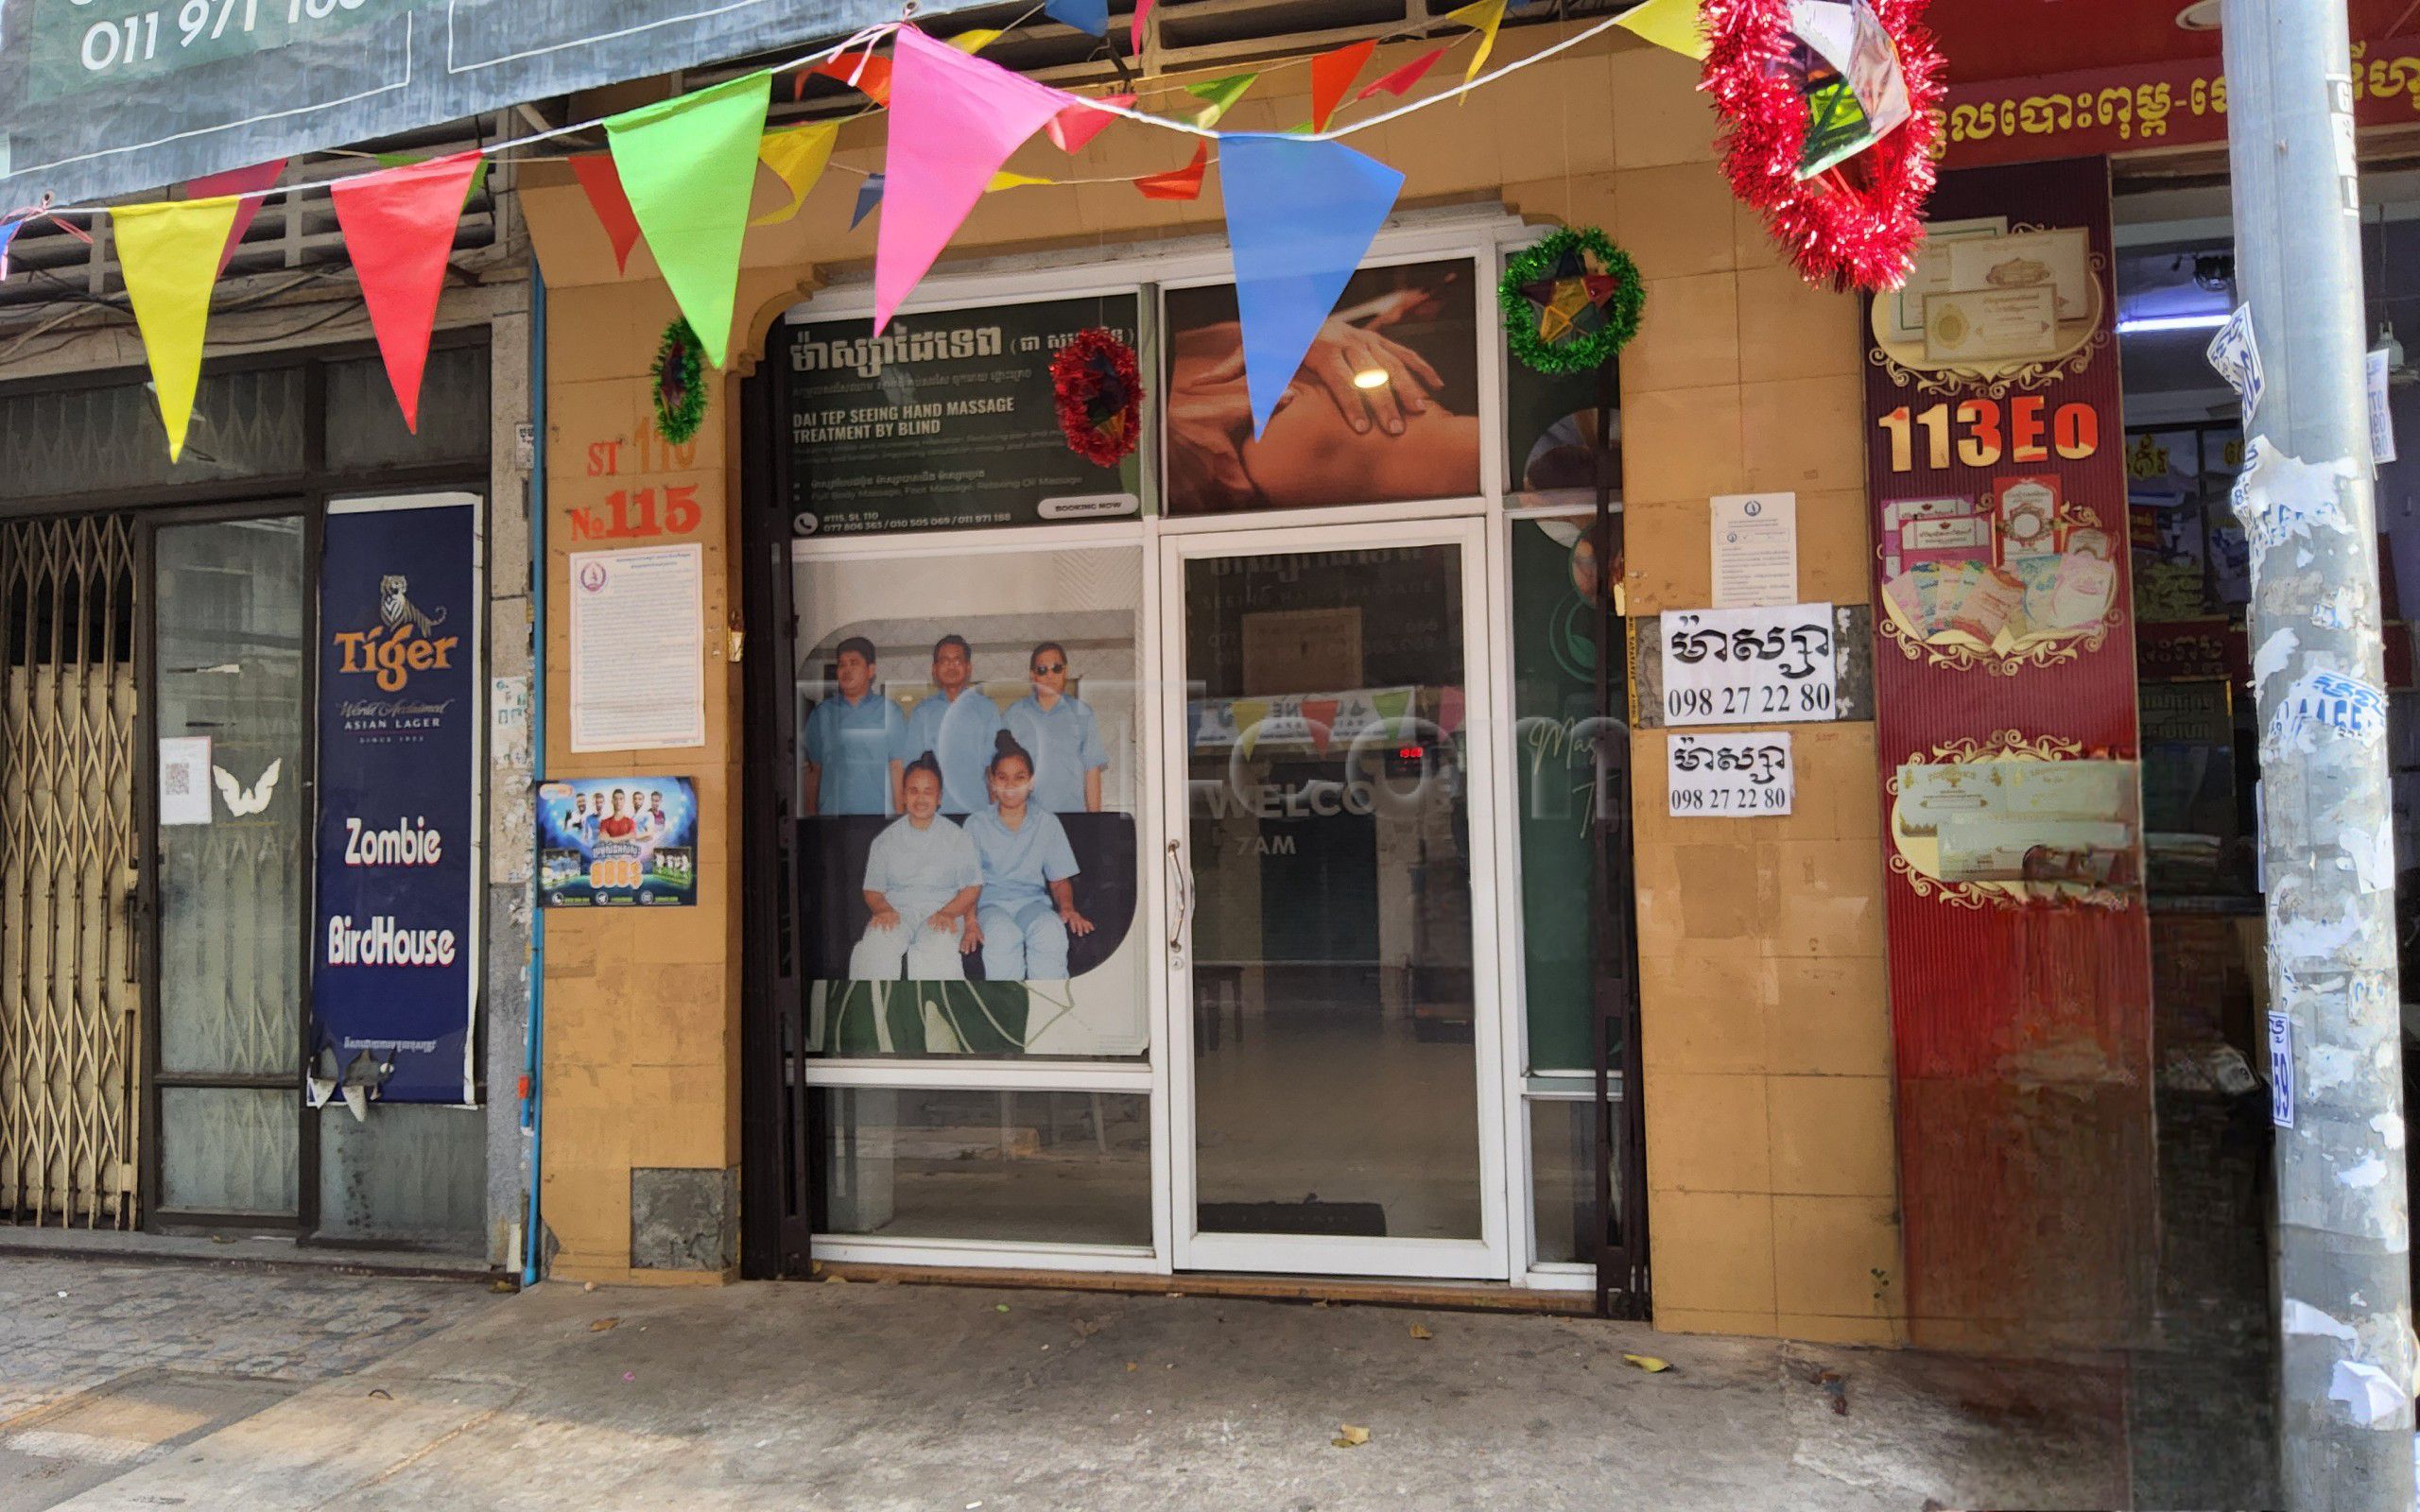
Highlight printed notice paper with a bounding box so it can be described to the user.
[569,544,706,752]
[1668,730,1794,816]
[1710,492,1799,608]
[159,736,214,826]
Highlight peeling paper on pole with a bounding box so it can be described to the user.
[2266,667,2387,756]
[2342,817,2394,892]
[2231,438,2360,576]
[2253,627,2298,694]
[2328,1360,2408,1428]
[2284,1298,2360,1341]
[2206,303,2262,421]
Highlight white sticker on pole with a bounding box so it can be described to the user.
[1668,731,1794,817]
[2368,347,2399,466]
[2268,1010,2294,1128]
[1659,603,1838,726]
[2206,304,2263,422]
[2329,75,2360,214]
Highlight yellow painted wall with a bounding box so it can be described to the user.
[521,29,1902,1336]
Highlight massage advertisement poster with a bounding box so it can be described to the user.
[782,293,1143,537]
[537,778,700,907]
[791,543,1145,1057]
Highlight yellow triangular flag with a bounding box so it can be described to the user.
[752,122,839,227]
[1448,0,1507,85]
[950,28,1003,52]
[985,171,1056,191]
[112,197,240,461]
[1613,0,1709,60]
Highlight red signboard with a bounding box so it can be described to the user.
[1938,36,2420,168]
[1862,158,2154,1348]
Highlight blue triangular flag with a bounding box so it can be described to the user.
[851,173,886,230]
[0,219,18,281]
[1045,0,1109,36]
[1218,134,1404,437]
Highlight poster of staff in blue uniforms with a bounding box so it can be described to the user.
[793,544,1143,1057]
[537,777,699,906]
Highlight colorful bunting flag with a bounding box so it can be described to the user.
[986,171,1057,190]
[1613,0,1710,59]
[1045,0,1109,37]
[1133,141,1210,200]
[950,27,1003,52]
[0,219,18,282]
[183,158,285,276]
[1131,0,1154,54]
[605,70,773,368]
[373,151,492,208]
[753,122,839,226]
[1448,0,1507,85]
[1046,94,1134,153]
[1357,47,1447,100]
[568,154,645,273]
[112,197,241,461]
[852,174,887,229]
[810,53,893,105]
[1310,40,1377,130]
[331,151,483,432]
[875,26,1074,332]
[1217,134,1404,436]
[1185,73,1259,128]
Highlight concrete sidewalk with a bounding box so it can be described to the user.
[3,1262,2130,1511]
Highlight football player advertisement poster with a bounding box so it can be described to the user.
[310,493,482,1106]
[537,778,700,906]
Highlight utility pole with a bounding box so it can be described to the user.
[2223,1,2415,1506]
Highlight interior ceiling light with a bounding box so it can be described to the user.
[2175,1,2221,30]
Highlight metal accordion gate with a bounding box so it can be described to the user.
[0,512,142,1228]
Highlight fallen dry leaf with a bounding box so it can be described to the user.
[1621,1353,1672,1373]
[1331,1424,1371,1449]
[1409,1324,1434,1341]
[590,1317,620,1332]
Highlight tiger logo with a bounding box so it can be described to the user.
[380,575,447,637]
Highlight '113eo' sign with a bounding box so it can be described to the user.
[1660,602,1839,726]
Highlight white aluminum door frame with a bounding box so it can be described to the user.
[1156,512,1512,1280]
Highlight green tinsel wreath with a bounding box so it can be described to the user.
[650,318,708,446]
[1499,226,1645,375]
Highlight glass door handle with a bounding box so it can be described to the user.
[1165,838,1192,962]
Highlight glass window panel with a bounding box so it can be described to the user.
[316,1105,484,1247]
[0,367,305,500]
[1529,1095,1620,1264]
[792,544,1148,1060]
[1163,259,1482,515]
[325,347,491,472]
[160,1088,297,1214]
[811,1087,1151,1246]
[155,517,308,1077]
[1184,545,1484,1242]
[1510,514,1620,1073]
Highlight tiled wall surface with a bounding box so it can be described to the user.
[521,35,1902,1335]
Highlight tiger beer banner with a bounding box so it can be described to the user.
[310,493,483,1106]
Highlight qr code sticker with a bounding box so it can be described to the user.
[164,765,192,797]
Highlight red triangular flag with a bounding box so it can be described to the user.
[1357,46,1447,100]
[568,154,644,274]
[1046,93,1134,153]
[183,159,286,276]
[1310,40,1376,130]
[330,151,483,432]
[811,54,893,104]
[1134,141,1210,200]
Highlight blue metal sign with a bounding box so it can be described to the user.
[310,493,481,1105]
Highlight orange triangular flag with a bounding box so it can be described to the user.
[331,151,483,432]
[811,54,893,105]
[1046,93,1134,153]
[1357,47,1447,100]
[1310,40,1376,130]
[568,155,644,273]
[1134,141,1210,200]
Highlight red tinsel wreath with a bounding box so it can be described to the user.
[1050,328,1144,467]
[1703,0,1945,292]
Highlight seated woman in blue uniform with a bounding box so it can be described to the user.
[1005,640,1109,814]
[847,753,982,981]
[959,730,1094,981]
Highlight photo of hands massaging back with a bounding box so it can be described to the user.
[1165,258,1484,515]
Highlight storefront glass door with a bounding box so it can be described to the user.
[1162,517,1507,1278]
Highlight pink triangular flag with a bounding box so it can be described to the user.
[1131,0,1154,54]
[876,26,1074,332]
[568,155,644,274]
[1046,93,1134,153]
[331,151,483,431]
[183,159,286,276]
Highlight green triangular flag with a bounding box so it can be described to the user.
[1184,72,1258,128]
[605,70,773,368]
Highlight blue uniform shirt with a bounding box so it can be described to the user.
[1005,693,1108,814]
[862,813,983,919]
[804,690,905,816]
[961,805,1080,909]
[899,687,1007,816]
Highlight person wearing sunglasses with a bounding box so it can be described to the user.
[1005,640,1107,814]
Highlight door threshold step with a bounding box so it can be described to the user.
[806,1260,1597,1314]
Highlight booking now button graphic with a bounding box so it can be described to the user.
[1039,493,1141,520]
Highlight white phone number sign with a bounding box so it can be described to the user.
[1668,732,1794,817]
[1659,602,1838,726]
